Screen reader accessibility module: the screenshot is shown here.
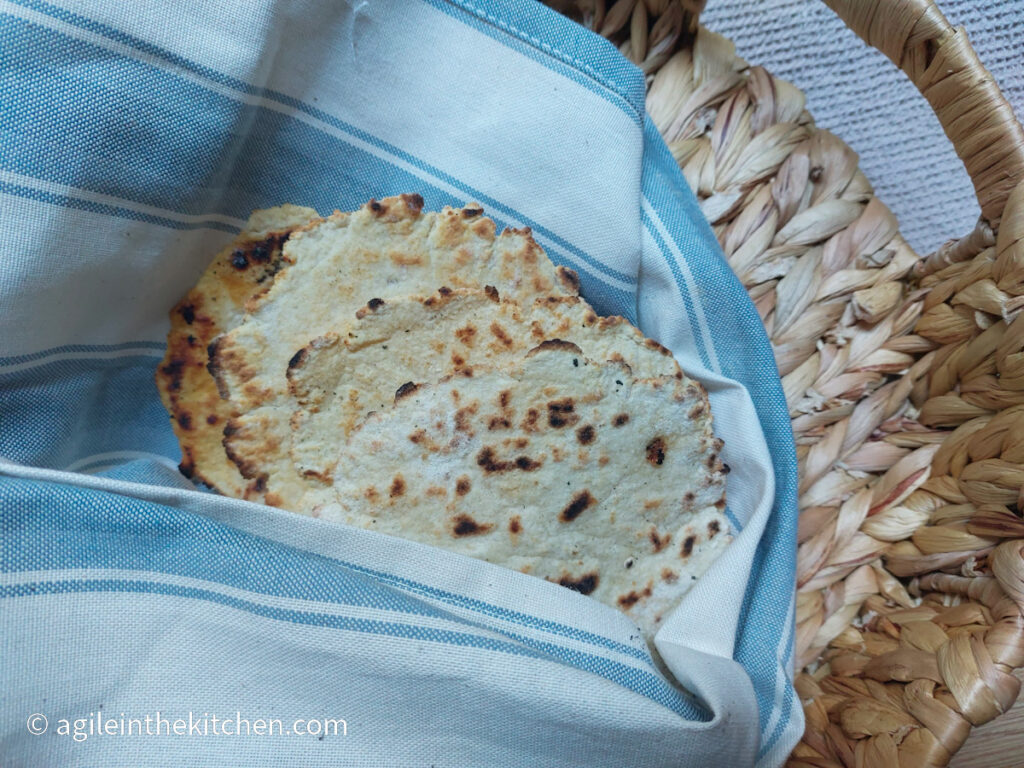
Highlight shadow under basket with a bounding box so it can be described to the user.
[549,0,1024,765]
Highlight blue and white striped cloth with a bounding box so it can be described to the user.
[0,0,802,764]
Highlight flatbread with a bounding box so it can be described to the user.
[266,288,684,510]
[315,342,730,636]
[155,204,319,494]
[209,196,579,503]
[158,197,732,636]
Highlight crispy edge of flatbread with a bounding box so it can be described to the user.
[156,205,319,494]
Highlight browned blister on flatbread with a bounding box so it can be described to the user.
[155,204,319,495]
[314,344,729,636]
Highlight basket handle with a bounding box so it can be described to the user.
[821,0,1024,226]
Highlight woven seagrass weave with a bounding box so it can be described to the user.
[548,0,1024,764]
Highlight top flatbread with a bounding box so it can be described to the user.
[209,195,579,503]
[258,287,685,511]
[316,343,730,636]
[155,204,319,494]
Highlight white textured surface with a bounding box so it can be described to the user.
[700,0,1024,255]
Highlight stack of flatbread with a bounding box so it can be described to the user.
[157,195,730,637]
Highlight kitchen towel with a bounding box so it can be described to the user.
[0,0,800,764]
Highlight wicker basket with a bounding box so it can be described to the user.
[548,0,1024,764]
